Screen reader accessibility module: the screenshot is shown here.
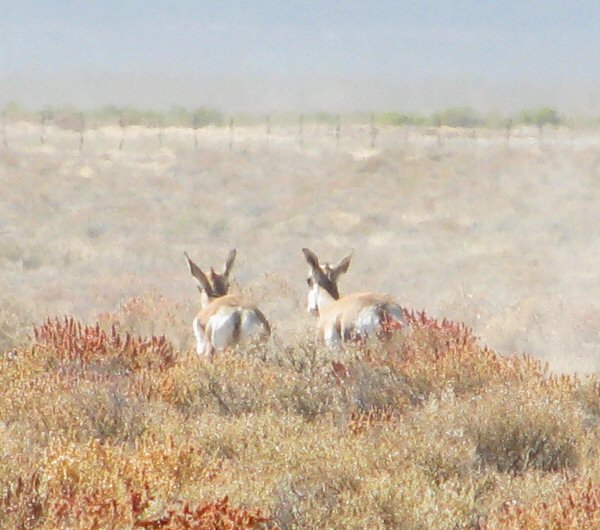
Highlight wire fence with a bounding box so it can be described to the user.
[0,112,596,153]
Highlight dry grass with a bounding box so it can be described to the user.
[1,305,600,529]
[2,123,600,528]
[2,123,600,373]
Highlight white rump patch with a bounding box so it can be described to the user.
[209,310,238,350]
[356,307,382,336]
[355,304,406,338]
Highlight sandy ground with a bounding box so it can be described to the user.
[1,121,600,372]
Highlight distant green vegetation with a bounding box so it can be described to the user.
[90,105,225,128]
[375,112,428,126]
[1,102,225,129]
[431,106,483,128]
[0,102,584,129]
[517,106,564,127]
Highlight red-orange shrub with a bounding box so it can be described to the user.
[476,478,600,530]
[136,496,276,529]
[34,316,175,370]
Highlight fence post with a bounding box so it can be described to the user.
[369,112,378,148]
[265,115,271,148]
[119,112,125,150]
[40,111,47,145]
[79,112,85,152]
[298,114,304,148]
[193,112,199,148]
[228,117,234,152]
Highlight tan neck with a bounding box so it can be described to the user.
[200,291,217,309]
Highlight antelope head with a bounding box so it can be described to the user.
[302,248,353,316]
[184,249,236,308]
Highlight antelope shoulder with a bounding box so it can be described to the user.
[197,294,245,327]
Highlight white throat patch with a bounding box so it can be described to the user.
[307,284,319,315]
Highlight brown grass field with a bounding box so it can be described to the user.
[2,122,600,528]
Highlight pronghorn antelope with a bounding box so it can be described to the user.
[302,248,405,349]
[184,250,270,356]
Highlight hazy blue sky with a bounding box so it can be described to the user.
[2,1,600,112]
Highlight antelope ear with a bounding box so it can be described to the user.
[302,248,329,288]
[223,248,236,277]
[184,252,212,294]
[332,250,353,278]
[302,248,320,271]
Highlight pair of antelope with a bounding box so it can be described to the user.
[184,248,405,356]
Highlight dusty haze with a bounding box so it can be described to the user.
[3,72,600,115]
[1,122,599,373]
[4,3,600,114]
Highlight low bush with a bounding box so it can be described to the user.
[0,311,597,529]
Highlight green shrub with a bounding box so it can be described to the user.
[517,107,563,127]
[431,106,483,128]
[375,112,427,126]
